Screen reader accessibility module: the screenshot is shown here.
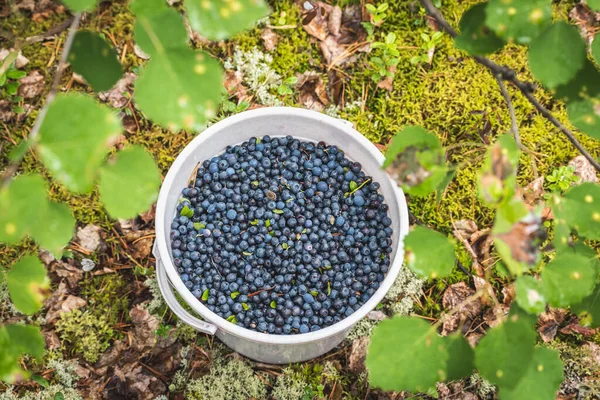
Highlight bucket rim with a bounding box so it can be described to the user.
[155,106,409,344]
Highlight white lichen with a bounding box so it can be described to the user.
[224,47,283,106]
[271,368,307,400]
[0,385,82,400]
[0,276,21,317]
[143,277,166,315]
[185,358,267,400]
[47,358,80,388]
[346,317,379,341]
[469,373,496,397]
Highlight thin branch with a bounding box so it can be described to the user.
[420,0,600,172]
[0,13,82,190]
[494,74,521,147]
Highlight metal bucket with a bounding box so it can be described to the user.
[153,107,409,364]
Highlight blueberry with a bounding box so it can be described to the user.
[226,209,237,220]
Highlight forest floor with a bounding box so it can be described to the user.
[1,0,600,399]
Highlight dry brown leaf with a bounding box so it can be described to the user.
[261,28,279,51]
[302,1,331,41]
[537,307,567,342]
[437,381,478,400]
[441,282,483,336]
[130,305,160,352]
[520,176,545,207]
[76,224,102,253]
[297,71,329,112]
[466,332,483,347]
[494,213,543,266]
[501,283,515,306]
[327,69,343,106]
[560,320,597,337]
[43,330,61,350]
[0,100,15,122]
[454,220,479,241]
[347,336,370,373]
[124,230,154,259]
[18,70,44,99]
[223,70,250,102]
[328,5,342,36]
[376,65,396,92]
[482,304,509,328]
[569,155,599,183]
[99,72,136,108]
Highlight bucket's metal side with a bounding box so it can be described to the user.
[154,244,218,335]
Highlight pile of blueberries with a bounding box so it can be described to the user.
[170,136,393,335]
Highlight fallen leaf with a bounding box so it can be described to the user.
[130,305,160,352]
[297,71,329,111]
[52,260,84,289]
[501,283,515,306]
[302,1,331,41]
[140,204,157,224]
[482,304,509,328]
[18,70,44,99]
[347,336,369,373]
[0,49,30,69]
[560,320,597,337]
[95,340,127,368]
[45,293,86,324]
[328,5,342,36]
[104,364,167,400]
[466,332,483,347]
[437,381,478,400]
[367,310,386,321]
[327,69,343,106]
[76,224,102,253]
[98,72,136,108]
[494,213,543,265]
[520,176,545,207]
[43,330,61,350]
[376,65,396,92]
[441,282,483,336]
[223,70,250,102]
[537,307,567,342]
[261,28,279,51]
[124,230,154,259]
[569,155,599,183]
[0,100,15,122]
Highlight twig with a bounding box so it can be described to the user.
[494,74,520,147]
[419,0,600,172]
[0,13,82,190]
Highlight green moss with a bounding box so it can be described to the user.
[80,274,129,326]
[55,309,116,363]
[271,364,326,400]
[546,341,600,396]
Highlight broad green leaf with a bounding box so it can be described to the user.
[499,347,563,400]
[99,146,161,219]
[478,134,520,207]
[134,48,223,132]
[37,93,122,193]
[133,8,188,57]
[571,283,600,328]
[553,60,600,104]
[589,0,600,11]
[68,31,123,92]
[384,126,448,197]
[567,99,600,141]
[492,198,538,276]
[186,0,270,41]
[591,36,600,72]
[445,334,475,381]
[6,256,49,315]
[60,0,97,12]
[553,182,600,247]
[485,0,552,44]
[474,307,536,389]
[0,324,45,383]
[129,0,168,17]
[404,226,455,279]
[528,22,586,89]
[0,174,48,245]
[541,253,596,308]
[514,275,546,314]
[454,3,504,56]
[30,202,75,258]
[366,317,448,392]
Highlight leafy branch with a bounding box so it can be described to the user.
[419,0,600,172]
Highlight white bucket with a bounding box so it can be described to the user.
[153,107,409,364]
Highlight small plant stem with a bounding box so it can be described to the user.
[419,0,600,173]
[0,13,82,190]
[494,74,520,147]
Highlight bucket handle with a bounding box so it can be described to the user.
[155,254,218,335]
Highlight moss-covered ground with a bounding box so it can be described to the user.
[1,0,599,398]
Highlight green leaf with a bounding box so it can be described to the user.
[404,226,455,279]
[98,146,161,219]
[193,222,205,230]
[594,35,600,65]
[241,302,250,311]
[366,317,448,392]
[265,219,271,228]
[383,125,441,168]
[242,251,253,256]
[528,22,586,90]
[281,242,289,250]
[567,99,600,141]
[181,205,194,218]
[68,31,123,92]
[478,134,520,207]
[30,202,75,258]
[60,0,97,12]
[7,256,49,315]
[553,60,600,104]
[270,300,277,309]
[445,334,475,381]
[541,253,596,308]
[0,324,45,382]
[349,181,358,191]
[55,393,65,400]
[454,3,504,56]
[6,70,26,79]
[32,374,50,388]
[38,93,122,193]
[231,291,240,299]
[589,0,600,11]
[226,315,237,324]
[134,49,222,132]
[133,6,188,57]
[485,0,552,44]
[571,283,600,328]
[201,289,209,301]
[273,209,284,214]
[514,275,546,314]
[474,307,537,389]
[499,347,563,400]
[250,219,259,225]
[553,182,600,247]
[5,81,19,95]
[186,0,270,41]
